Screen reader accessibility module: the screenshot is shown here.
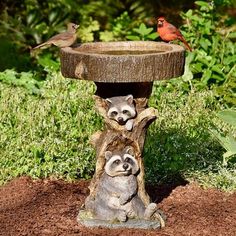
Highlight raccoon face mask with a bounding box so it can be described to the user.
[104,146,139,177]
[105,95,136,125]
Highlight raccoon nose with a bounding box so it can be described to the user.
[123,163,129,170]
[118,117,124,123]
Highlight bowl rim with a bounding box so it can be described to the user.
[62,41,185,57]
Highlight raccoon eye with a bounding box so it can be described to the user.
[111,111,118,116]
[122,110,129,114]
[115,160,121,165]
[125,157,132,163]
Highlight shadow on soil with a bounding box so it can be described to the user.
[143,124,223,203]
[146,175,189,204]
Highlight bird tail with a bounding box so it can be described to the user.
[33,42,50,50]
[179,37,192,52]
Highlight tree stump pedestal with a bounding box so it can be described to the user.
[60,41,185,229]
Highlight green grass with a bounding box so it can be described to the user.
[146,84,236,190]
[0,73,102,184]
[0,72,235,191]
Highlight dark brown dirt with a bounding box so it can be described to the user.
[0,176,235,236]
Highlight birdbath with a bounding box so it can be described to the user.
[60,41,185,229]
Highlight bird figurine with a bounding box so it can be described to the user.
[33,23,79,50]
[157,17,192,51]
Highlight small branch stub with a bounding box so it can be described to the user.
[75,61,87,79]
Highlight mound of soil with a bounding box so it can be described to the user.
[0,176,235,236]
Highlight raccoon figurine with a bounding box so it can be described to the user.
[85,146,158,222]
[105,95,136,131]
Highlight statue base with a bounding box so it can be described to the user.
[77,210,164,229]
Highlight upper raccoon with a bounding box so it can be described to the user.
[105,95,136,131]
[85,146,158,222]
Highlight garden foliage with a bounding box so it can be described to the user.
[211,110,236,166]
[0,0,235,189]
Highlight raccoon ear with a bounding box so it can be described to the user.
[125,146,134,156]
[105,98,112,106]
[105,151,113,160]
[125,95,134,105]
[93,95,107,109]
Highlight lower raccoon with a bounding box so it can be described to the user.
[85,146,158,222]
[105,95,136,131]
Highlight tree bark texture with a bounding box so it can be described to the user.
[60,42,185,227]
[60,41,185,83]
[86,82,156,209]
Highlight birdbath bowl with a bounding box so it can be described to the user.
[61,41,184,83]
[60,41,185,229]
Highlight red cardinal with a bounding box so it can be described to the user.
[157,17,192,51]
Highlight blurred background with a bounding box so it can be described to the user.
[0,0,235,75]
[0,0,235,189]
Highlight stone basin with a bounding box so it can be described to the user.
[60,41,185,83]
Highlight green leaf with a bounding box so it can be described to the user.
[211,65,224,75]
[192,63,203,73]
[139,23,147,34]
[37,55,59,71]
[182,63,193,82]
[224,55,236,65]
[133,28,142,35]
[185,9,193,17]
[27,12,37,25]
[78,19,100,42]
[134,23,153,36]
[195,1,210,7]
[202,69,212,83]
[49,10,60,24]
[211,74,225,81]
[218,110,236,127]
[228,135,236,153]
[211,130,229,151]
[199,38,211,51]
[228,32,236,39]
[223,150,236,159]
[147,32,158,40]
[99,31,115,42]
[126,35,140,41]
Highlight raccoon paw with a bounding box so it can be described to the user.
[125,119,134,131]
[119,193,131,205]
[127,209,136,218]
[119,197,128,205]
[118,211,127,222]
